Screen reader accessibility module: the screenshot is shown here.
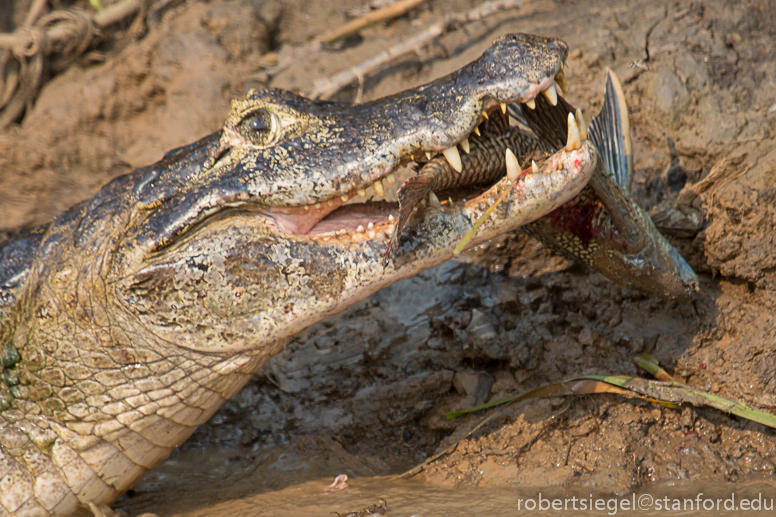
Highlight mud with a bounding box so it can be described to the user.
[1,0,775,515]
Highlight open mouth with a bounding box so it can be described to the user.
[257,64,572,244]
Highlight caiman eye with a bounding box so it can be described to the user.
[238,109,278,146]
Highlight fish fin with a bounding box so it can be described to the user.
[588,69,634,191]
[383,175,433,265]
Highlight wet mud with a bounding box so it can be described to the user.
[1,0,775,515]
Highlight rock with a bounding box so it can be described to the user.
[452,371,493,406]
[466,309,497,342]
[578,327,595,345]
[674,53,709,91]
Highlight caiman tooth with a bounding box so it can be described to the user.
[482,111,489,120]
[563,58,570,69]
[356,225,365,233]
[386,173,396,185]
[566,112,581,151]
[373,181,385,196]
[388,214,395,222]
[531,160,539,174]
[357,188,367,198]
[327,199,335,206]
[500,103,508,114]
[341,194,350,202]
[428,191,441,208]
[555,69,569,93]
[367,221,374,230]
[442,146,463,172]
[473,126,481,136]
[575,108,587,140]
[425,152,433,160]
[460,136,470,154]
[368,230,376,239]
[525,98,536,110]
[505,148,520,181]
[314,202,322,209]
[304,205,310,210]
[542,83,558,106]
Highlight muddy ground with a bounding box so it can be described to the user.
[1,0,776,515]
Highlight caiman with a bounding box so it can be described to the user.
[0,34,599,515]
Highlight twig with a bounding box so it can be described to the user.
[0,0,143,50]
[319,0,427,44]
[23,0,49,27]
[308,0,523,100]
[309,25,442,100]
[0,0,147,129]
[258,0,428,69]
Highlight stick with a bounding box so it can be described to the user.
[308,0,523,100]
[0,0,143,50]
[0,0,147,128]
[23,0,49,27]
[319,0,427,44]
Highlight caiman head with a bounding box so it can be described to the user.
[0,34,597,513]
[104,33,593,354]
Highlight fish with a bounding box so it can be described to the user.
[515,70,699,300]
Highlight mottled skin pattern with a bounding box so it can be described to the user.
[0,34,594,515]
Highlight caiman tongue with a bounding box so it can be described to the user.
[260,199,345,235]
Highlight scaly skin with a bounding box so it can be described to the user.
[0,34,596,515]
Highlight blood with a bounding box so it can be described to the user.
[683,430,703,440]
[546,199,600,249]
[547,196,630,251]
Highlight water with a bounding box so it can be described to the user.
[120,446,776,516]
